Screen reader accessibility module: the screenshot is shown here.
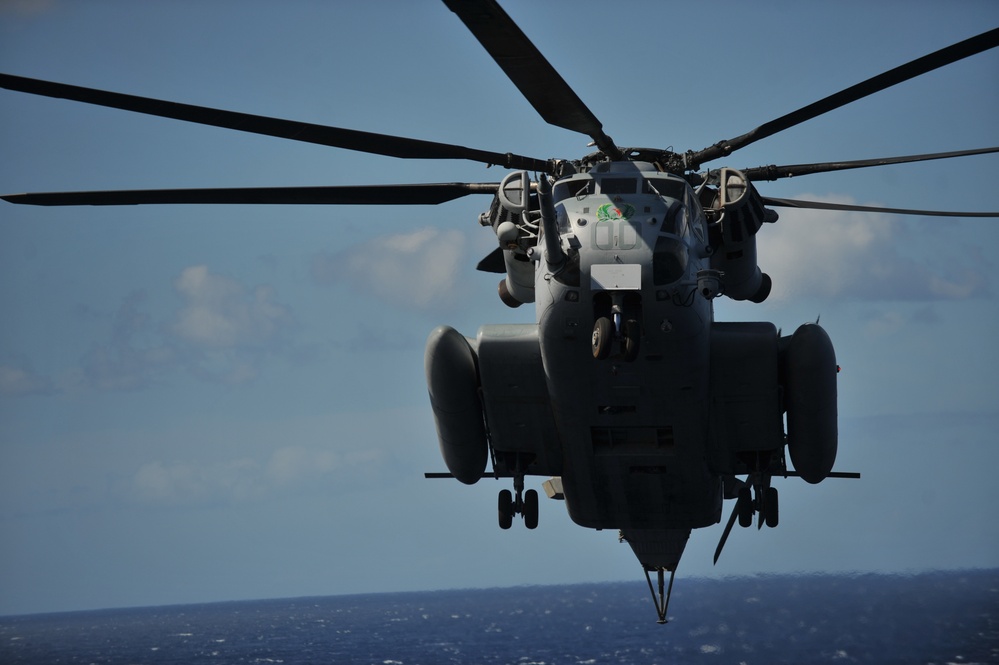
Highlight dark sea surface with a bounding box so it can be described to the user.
[2,571,997,664]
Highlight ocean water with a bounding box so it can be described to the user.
[1,571,997,664]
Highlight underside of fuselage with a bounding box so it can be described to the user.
[539,299,722,532]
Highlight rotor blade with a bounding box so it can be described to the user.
[743,146,999,181]
[763,197,999,218]
[0,73,551,172]
[1,183,500,207]
[443,0,621,159]
[713,501,740,565]
[688,27,999,167]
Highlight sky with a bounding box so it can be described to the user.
[1,0,997,616]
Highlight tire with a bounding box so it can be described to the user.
[622,319,641,361]
[764,486,779,528]
[498,489,514,530]
[737,486,753,528]
[523,489,539,530]
[592,317,613,360]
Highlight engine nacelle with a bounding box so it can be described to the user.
[480,171,539,307]
[425,326,488,484]
[498,246,536,307]
[705,168,777,303]
[781,323,838,483]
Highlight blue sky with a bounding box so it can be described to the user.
[1,1,997,616]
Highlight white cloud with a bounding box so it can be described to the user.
[171,266,293,349]
[166,266,296,384]
[131,445,386,506]
[0,364,50,397]
[51,268,298,394]
[265,446,339,486]
[757,196,987,302]
[859,309,907,337]
[311,228,470,310]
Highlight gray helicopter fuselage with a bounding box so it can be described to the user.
[426,159,835,585]
[536,162,721,530]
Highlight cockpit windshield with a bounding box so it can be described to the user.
[552,178,591,202]
[598,177,637,195]
[553,173,691,204]
[643,177,686,199]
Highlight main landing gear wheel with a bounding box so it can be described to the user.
[592,316,612,359]
[498,489,514,530]
[736,483,779,529]
[737,486,753,528]
[764,486,779,528]
[523,489,539,530]
[497,485,538,529]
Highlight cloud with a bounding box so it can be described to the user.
[130,446,387,507]
[171,266,293,350]
[166,266,296,384]
[311,228,470,310]
[132,458,262,505]
[51,267,298,394]
[0,363,51,397]
[757,196,988,302]
[857,308,907,337]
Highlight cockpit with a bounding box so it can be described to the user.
[551,165,706,287]
[552,172,692,201]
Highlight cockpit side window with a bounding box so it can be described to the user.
[661,200,688,237]
[653,234,688,285]
[555,203,571,234]
[553,178,591,202]
[683,186,706,242]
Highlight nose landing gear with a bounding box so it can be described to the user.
[591,293,641,361]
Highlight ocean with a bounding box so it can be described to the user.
[1,571,996,664]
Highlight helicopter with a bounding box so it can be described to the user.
[2,1,998,623]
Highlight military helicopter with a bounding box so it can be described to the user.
[2,1,998,624]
